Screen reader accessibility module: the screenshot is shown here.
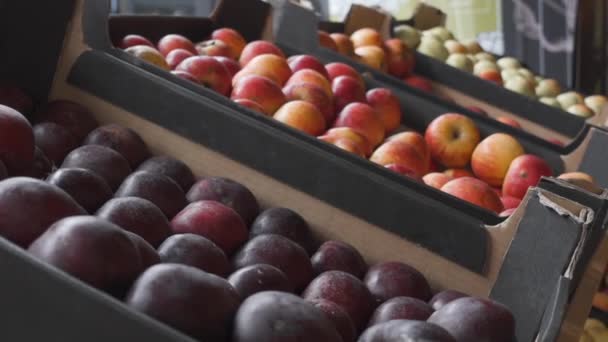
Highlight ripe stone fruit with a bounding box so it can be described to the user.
[332,75,367,113]
[195,39,233,59]
[28,216,141,295]
[424,113,480,168]
[441,177,504,213]
[115,171,187,219]
[471,133,525,187]
[165,48,194,70]
[368,297,434,325]
[311,299,357,342]
[187,177,260,226]
[325,62,365,87]
[137,155,195,193]
[0,85,34,115]
[233,291,342,342]
[172,200,248,255]
[285,69,332,98]
[303,270,375,331]
[24,147,53,179]
[126,263,240,341]
[176,56,232,96]
[384,38,415,78]
[36,100,98,142]
[366,88,402,133]
[47,168,113,214]
[0,177,85,246]
[250,207,317,255]
[371,140,427,179]
[497,116,522,129]
[231,74,287,115]
[157,34,196,56]
[283,82,335,124]
[233,54,292,87]
[214,56,241,78]
[318,30,338,51]
[330,33,355,56]
[119,34,153,49]
[423,172,452,189]
[502,154,553,199]
[364,261,432,305]
[404,75,433,93]
[33,122,79,165]
[96,197,171,248]
[211,28,247,59]
[428,297,515,342]
[355,46,386,71]
[158,233,230,277]
[359,320,456,342]
[274,100,326,136]
[334,102,385,148]
[84,124,149,168]
[311,240,368,278]
[239,40,285,67]
[0,104,34,175]
[232,234,313,292]
[228,264,293,300]
[351,28,383,48]
[429,289,469,310]
[287,54,330,79]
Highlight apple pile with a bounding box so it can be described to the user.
[0,93,518,341]
[393,24,608,119]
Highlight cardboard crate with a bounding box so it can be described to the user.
[0,1,607,341]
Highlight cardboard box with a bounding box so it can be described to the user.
[0,2,606,341]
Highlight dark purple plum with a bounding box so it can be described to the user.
[311,240,367,278]
[232,291,342,342]
[364,261,432,305]
[115,171,187,219]
[359,320,456,342]
[22,146,52,179]
[33,122,79,165]
[125,231,160,269]
[28,216,142,295]
[303,270,375,331]
[137,155,195,192]
[84,124,149,168]
[310,299,357,342]
[36,100,98,142]
[368,297,434,326]
[0,104,34,175]
[61,145,132,190]
[187,177,259,225]
[126,263,240,341]
[250,207,317,255]
[228,264,293,300]
[96,197,171,248]
[158,234,230,277]
[47,168,113,213]
[429,290,468,311]
[0,177,85,246]
[232,234,313,292]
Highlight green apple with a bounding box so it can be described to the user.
[557,91,584,109]
[539,97,562,108]
[585,95,607,114]
[567,104,594,118]
[504,76,535,98]
[446,53,473,72]
[496,57,521,70]
[535,79,562,98]
[417,36,449,61]
[425,26,454,42]
[475,52,496,62]
[517,68,536,85]
[394,24,421,49]
[473,60,499,76]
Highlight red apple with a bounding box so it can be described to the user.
[196,39,234,59]
[231,75,286,115]
[386,164,420,180]
[125,46,170,70]
[283,83,335,124]
[501,196,521,210]
[330,33,354,56]
[366,88,402,133]
[332,76,366,113]
[387,131,431,170]
[423,172,452,189]
[273,101,326,136]
[325,63,365,86]
[119,34,153,49]
[370,140,427,178]
[384,39,415,78]
[214,56,241,78]
[287,55,329,79]
[351,28,383,48]
[441,177,504,213]
[171,70,198,83]
[176,56,231,96]
[502,154,552,199]
[471,133,525,187]
[318,30,338,51]
[478,69,503,86]
[497,117,522,129]
[284,69,332,98]
[157,34,196,56]
[320,136,367,157]
[211,28,247,59]
[334,102,385,148]
[444,169,474,179]
[233,99,266,115]
[166,49,195,70]
[233,54,292,87]
[239,41,285,67]
[320,127,372,157]
[404,75,433,93]
[354,46,386,71]
[425,113,480,168]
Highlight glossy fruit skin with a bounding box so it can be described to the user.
[228,264,293,300]
[441,177,505,214]
[249,207,317,255]
[310,299,357,342]
[471,133,525,187]
[363,261,432,305]
[0,104,35,175]
[429,290,468,310]
[424,113,480,168]
[502,154,553,199]
[311,240,368,278]
[158,233,230,277]
[136,155,195,193]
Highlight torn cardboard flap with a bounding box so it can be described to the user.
[407,2,446,31]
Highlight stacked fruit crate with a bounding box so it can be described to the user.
[0,0,607,341]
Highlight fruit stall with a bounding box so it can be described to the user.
[0,0,607,341]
